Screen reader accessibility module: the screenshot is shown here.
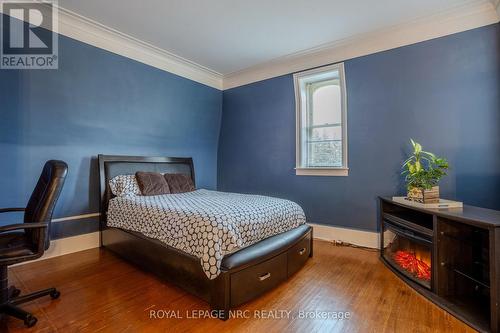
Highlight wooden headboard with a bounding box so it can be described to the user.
[97,155,195,229]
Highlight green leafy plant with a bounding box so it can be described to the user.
[402,139,449,190]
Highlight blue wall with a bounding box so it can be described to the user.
[2,21,499,237]
[0,32,223,238]
[218,24,500,231]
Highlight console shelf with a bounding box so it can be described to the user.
[380,197,500,333]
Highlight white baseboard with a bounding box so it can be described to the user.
[14,232,100,266]
[309,223,392,249]
[43,232,100,259]
[15,224,386,265]
[52,212,100,223]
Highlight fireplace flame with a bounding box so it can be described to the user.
[393,250,431,281]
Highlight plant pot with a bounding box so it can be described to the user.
[407,186,440,204]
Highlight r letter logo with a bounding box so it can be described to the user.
[1,0,58,69]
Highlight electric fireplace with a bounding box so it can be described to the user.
[382,221,432,289]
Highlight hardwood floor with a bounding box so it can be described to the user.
[3,240,475,333]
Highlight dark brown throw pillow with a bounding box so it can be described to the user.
[135,172,170,196]
[164,173,195,194]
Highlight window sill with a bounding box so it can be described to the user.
[295,167,349,177]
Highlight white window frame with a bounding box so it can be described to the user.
[293,63,348,176]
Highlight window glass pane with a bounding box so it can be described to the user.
[310,126,342,142]
[306,82,343,167]
[307,141,342,167]
[312,84,341,126]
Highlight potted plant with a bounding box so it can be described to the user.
[402,139,449,203]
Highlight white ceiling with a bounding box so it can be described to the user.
[58,0,492,76]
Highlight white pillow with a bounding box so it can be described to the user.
[109,175,141,197]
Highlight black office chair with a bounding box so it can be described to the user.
[0,160,68,327]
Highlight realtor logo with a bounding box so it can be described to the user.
[1,0,58,69]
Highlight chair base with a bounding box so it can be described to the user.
[1,287,60,328]
[0,267,60,328]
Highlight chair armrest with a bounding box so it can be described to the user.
[0,222,47,233]
[0,208,25,213]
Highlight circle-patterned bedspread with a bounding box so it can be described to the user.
[107,189,306,279]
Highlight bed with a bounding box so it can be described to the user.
[98,155,312,320]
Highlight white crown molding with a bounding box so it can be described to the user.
[0,3,223,89]
[223,1,500,90]
[492,0,500,15]
[1,2,497,91]
[55,6,224,90]
[56,6,223,89]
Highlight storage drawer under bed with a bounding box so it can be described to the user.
[287,233,311,276]
[229,232,312,307]
[230,252,287,306]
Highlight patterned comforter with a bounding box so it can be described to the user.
[106,189,306,279]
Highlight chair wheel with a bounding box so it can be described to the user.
[50,290,60,299]
[11,287,21,298]
[24,315,37,328]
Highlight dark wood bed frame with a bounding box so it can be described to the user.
[98,155,312,320]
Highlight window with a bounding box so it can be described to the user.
[293,63,348,176]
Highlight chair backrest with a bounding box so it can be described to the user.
[24,160,68,250]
